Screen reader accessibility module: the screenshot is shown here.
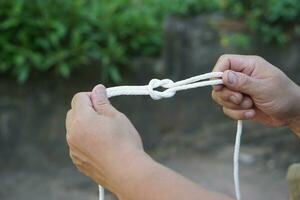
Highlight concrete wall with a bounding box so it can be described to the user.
[163,15,300,81]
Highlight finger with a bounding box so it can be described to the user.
[65,109,73,131]
[212,85,223,91]
[213,54,244,91]
[69,151,83,167]
[212,55,232,91]
[212,88,254,110]
[223,107,256,120]
[223,70,261,96]
[212,91,244,109]
[71,92,93,111]
[213,54,258,74]
[91,84,118,116]
[212,54,261,91]
[239,95,254,109]
[216,88,243,104]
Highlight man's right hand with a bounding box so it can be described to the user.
[211,54,300,136]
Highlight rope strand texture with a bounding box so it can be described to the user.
[100,72,242,200]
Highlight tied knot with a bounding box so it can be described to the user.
[148,79,175,100]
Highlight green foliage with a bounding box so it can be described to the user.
[0,0,221,83]
[0,0,299,82]
[220,33,251,49]
[0,0,96,82]
[222,0,300,45]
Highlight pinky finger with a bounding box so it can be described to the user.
[223,107,256,120]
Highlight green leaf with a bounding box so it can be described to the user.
[15,55,25,66]
[0,63,10,72]
[108,66,122,83]
[16,65,30,83]
[58,63,71,78]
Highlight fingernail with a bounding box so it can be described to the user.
[244,111,255,119]
[228,71,237,84]
[94,86,105,99]
[229,95,239,104]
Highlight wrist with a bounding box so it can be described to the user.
[105,150,158,198]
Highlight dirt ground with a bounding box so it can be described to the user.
[0,145,289,200]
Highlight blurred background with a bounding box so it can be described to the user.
[0,0,300,199]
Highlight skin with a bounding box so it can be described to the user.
[66,86,231,200]
[66,54,300,199]
[211,54,300,136]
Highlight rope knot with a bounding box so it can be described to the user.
[148,79,175,100]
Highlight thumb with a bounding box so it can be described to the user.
[223,70,259,95]
[91,84,116,116]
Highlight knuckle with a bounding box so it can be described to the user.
[75,158,84,167]
[222,107,229,115]
[238,73,249,86]
[66,120,82,145]
[211,91,216,100]
[66,133,75,145]
[72,92,84,106]
[69,150,74,160]
[212,93,224,106]
[76,165,85,174]
[114,112,131,126]
[69,151,86,168]
[223,107,239,120]
[73,113,85,124]
[212,94,220,105]
[70,112,93,134]
[65,110,73,129]
[252,55,266,66]
[108,108,123,119]
[220,90,230,101]
[118,111,126,118]
[219,54,229,61]
[66,110,72,119]
[217,55,226,65]
[73,92,82,101]
[116,111,127,120]
[253,55,263,61]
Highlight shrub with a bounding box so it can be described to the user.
[0,0,100,82]
[0,0,219,82]
[0,0,299,82]
[222,0,300,45]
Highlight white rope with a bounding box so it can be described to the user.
[99,185,104,200]
[234,120,242,200]
[99,72,242,200]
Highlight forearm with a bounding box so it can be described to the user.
[112,152,232,200]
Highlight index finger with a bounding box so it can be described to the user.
[212,54,257,74]
[71,92,94,113]
[212,54,257,91]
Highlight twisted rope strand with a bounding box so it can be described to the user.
[100,72,242,200]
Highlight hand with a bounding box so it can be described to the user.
[66,85,234,200]
[66,85,146,194]
[211,54,300,134]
